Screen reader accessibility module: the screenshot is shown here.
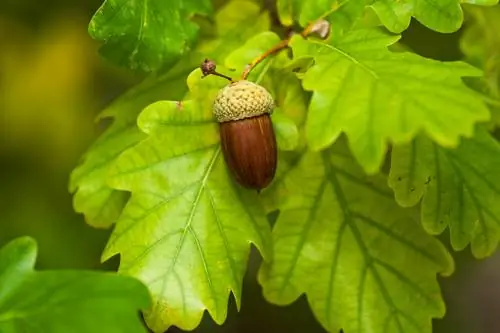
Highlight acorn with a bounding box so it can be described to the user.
[213,80,277,190]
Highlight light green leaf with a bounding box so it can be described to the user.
[276,0,298,26]
[370,0,413,33]
[290,28,489,174]
[103,70,272,332]
[389,128,500,258]
[276,0,369,37]
[0,237,150,333]
[198,0,271,64]
[462,0,498,5]
[225,31,282,83]
[259,140,453,333]
[89,0,212,71]
[266,69,309,128]
[371,0,498,34]
[460,5,500,126]
[272,109,300,151]
[69,58,193,228]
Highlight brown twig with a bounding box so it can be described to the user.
[240,4,344,80]
[240,39,290,80]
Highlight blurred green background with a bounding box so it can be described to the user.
[0,1,499,333]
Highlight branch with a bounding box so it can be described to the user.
[240,19,331,80]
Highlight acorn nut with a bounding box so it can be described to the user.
[213,80,277,190]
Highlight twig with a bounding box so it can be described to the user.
[240,3,347,80]
[240,39,290,80]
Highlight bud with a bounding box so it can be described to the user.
[201,58,217,76]
[213,80,277,190]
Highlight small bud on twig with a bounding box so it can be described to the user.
[200,58,233,82]
[201,58,217,76]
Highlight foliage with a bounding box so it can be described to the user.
[0,237,150,333]
[63,0,500,332]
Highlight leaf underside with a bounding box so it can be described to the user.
[259,141,453,333]
[389,128,500,258]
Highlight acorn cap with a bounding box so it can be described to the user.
[213,80,275,123]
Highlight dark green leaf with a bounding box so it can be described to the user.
[89,0,212,71]
[0,237,150,333]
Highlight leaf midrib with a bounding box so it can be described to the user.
[154,147,221,314]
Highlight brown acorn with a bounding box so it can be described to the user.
[213,80,277,190]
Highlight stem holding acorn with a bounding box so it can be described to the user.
[240,18,331,80]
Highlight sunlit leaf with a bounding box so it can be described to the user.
[460,5,500,126]
[225,31,281,83]
[389,128,500,258]
[259,140,453,333]
[272,109,300,151]
[276,0,369,37]
[290,28,489,173]
[0,237,150,333]
[103,70,274,332]
[198,0,271,64]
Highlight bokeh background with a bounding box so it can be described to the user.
[1,1,499,332]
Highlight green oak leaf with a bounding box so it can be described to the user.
[290,28,489,174]
[197,0,271,64]
[89,0,212,71]
[71,1,271,228]
[389,128,500,258]
[103,70,274,332]
[225,31,282,83]
[276,0,369,37]
[460,5,500,126]
[371,0,499,33]
[272,109,300,151]
[69,58,193,228]
[259,140,454,333]
[0,236,150,333]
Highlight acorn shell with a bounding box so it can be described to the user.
[213,80,277,190]
[219,114,277,190]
